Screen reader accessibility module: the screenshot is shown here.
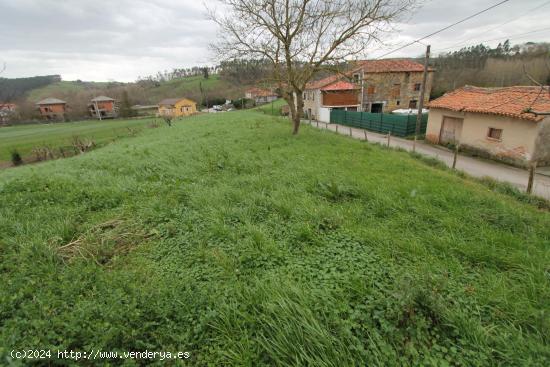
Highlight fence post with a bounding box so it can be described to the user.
[364,130,368,141]
[527,160,537,194]
[336,124,339,133]
[387,131,391,147]
[349,126,353,137]
[452,144,459,169]
[316,120,319,128]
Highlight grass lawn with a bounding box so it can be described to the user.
[254,98,288,116]
[0,111,548,365]
[0,118,155,162]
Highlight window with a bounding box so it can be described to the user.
[409,100,417,109]
[392,84,401,98]
[353,73,360,83]
[414,83,421,91]
[487,127,502,141]
[396,100,400,106]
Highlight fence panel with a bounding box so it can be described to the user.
[329,109,428,137]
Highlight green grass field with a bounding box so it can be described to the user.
[0,118,155,162]
[0,111,548,365]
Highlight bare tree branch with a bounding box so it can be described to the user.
[208,0,415,134]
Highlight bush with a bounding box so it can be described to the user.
[10,150,23,166]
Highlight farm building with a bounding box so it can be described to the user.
[36,98,67,121]
[244,87,278,104]
[427,85,550,167]
[89,96,117,119]
[158,98,197,118]
[303,77,360,122]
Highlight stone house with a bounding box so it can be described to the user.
[353,59,434,113]
[427,85,550,167]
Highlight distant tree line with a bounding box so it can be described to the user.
[0,75,61,102]
[430,41,550,98]
[136,66,219,86]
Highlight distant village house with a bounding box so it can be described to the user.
[0,103,16,125]
[427,86,550,167]
[244,87,278,104]
[158,98,197,118]
[89,96,117,119]
[36,98,67,121]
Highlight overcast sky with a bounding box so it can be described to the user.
[0,0,549,82]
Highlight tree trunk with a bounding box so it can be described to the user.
[292,89,304,135]
[284,90,304,135]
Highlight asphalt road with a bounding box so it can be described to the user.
[304,120,550,200]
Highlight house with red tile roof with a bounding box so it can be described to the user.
[244,87,278,104]
[303,59,433,121]
[426,85,550,166]
[303,76,360,122]
[353,59,434,113]
[36,98,67,121]
[0,103,16,125]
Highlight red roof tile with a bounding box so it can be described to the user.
[305,75,342,90]
[356,59,433,73]
[429,85,550,122]
[320,80,358,91]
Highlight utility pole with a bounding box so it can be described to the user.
[413,44,430,152]
[94,100,102,121]
[527,160,537,194]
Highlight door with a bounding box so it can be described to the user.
[370,103,383,113]
[439,116,463,144]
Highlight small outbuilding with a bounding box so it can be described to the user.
[158,98,197,118]
[426,85,550,167]
[89,96,117,119]
[36,98,67,121]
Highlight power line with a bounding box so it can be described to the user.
[433,26,550,53]
[432,0,550,53]
[375,0,511,59]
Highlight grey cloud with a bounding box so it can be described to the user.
[0,0,549,81]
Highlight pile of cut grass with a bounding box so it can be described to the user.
[0,111,548,365]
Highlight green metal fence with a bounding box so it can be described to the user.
[330,110,428,137]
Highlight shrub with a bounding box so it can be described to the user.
[10,150,23,166]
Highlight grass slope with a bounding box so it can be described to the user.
[0,111,548,365]
[0,118,155,161]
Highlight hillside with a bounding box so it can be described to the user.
[26,80,110,102]
[5,74,244,121]
[0,110,548,365]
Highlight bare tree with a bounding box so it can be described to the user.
[209,0,414,134]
